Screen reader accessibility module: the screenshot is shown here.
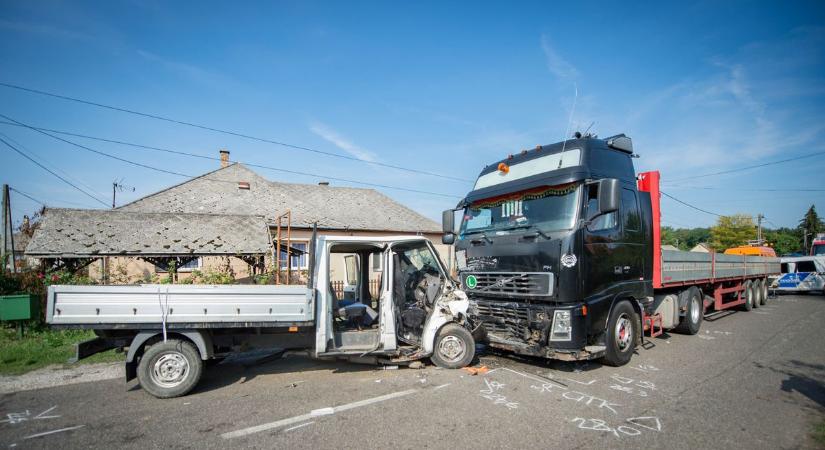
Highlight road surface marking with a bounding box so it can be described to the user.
[22,425,85,440]
[221,388,419,438]
[283,422,314,432]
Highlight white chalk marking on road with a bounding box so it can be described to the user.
[434,383,451,390]
[563,377,597,385]
[489,367,567,386]
[22,425,85,440]
[283,422,314,432]
[221,388,419,439]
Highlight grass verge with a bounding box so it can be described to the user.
[814,418,825,449]
[0,325,122,376]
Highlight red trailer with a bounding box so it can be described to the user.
[638,171,780,336]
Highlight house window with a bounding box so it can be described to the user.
[154,257,202,273]
[278,242,308,270]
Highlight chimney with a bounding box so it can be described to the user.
[219,149,230,168]
[318,181,329,186]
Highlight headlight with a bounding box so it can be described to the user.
[550,310,572,341]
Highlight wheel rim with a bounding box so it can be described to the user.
[150,351,190,388]
[438,335,466,363]
[615,314,632,351]
[690,297,701,323]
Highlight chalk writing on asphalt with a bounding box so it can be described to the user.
[530,383,621,415]
[571,416,662,438]
[479,378,519,410]
[0,406,60,425]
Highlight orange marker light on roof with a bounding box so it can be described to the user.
[497,162,510,174]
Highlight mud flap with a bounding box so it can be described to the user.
[125,361,137,382]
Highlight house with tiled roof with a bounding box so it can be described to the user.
[26,152,446,283]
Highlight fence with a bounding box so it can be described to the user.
[331,279,381,299]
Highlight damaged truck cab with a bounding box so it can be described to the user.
[444,135,652,365]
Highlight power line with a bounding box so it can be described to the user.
[664,149,825,183]
[0,130,108,199]
[1,113,194,178]
[0,81,474,183]
[661,191,722,217]
[0,116,462,199]
[0,136,109,207]
[9,188,46,206]
[664,184,825,192]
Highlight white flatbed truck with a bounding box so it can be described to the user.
[47,234,474,398]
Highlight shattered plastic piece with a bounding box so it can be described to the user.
[462,365,489,376]
[408,361,425,369]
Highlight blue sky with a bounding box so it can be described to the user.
[1,0,823,230]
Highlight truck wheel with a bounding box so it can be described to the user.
[137,339,203,399]
[752,281,761,309]
[740,281,753,311]
[760,279,768,305]
[430,324,475,369]
[601,301,639,367]
[674,288,702,335]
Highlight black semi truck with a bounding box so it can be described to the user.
[443,134,778,366]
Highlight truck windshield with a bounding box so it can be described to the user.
[460,183,580,235]
[813,244,825,256]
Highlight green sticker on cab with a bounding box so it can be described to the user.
[466,274,477,289]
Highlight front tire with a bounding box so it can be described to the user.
[137,339,203,398]
[430,324,475,369]
[601,301,639,367]
[674,288,703,335]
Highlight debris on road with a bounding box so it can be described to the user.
[463,365,489,376]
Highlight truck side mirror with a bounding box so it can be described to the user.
[442,209,456,244]
[598,178,620,215]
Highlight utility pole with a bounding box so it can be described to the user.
[2,184,16,274]
[756,213,764,244]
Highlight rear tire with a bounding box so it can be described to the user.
[674,288,703,335]
[430,324,475,369]
[137,339,203,399]
[601,301,639,367]
[740,281,753,311]
[752,281,761,309]
[760,279,768,305]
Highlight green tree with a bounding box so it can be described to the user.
[763,227,802,256]
[797,205,824,253]
[710,214,756,251]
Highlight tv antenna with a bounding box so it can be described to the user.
[112,179,136,208]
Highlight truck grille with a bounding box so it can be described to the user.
[474,301,531,336]
[461,272,553,297]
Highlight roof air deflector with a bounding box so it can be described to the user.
[605,134,633,153]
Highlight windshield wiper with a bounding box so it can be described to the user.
[506,224,552,240]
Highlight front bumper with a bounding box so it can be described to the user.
[471,299,589,357]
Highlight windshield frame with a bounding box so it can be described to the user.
[459,183,582,236]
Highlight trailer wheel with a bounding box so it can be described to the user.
[674,288,702,335]
[430,324,475,369]
[760,279,768,305]
[137,339,203,399]
[601,301,639,367]
[752,281,761,309]
[740,281,754,311]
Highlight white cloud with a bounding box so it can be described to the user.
[540,34,579,80]
[308,122,377,162]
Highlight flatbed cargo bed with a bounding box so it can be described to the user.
[47,284,313,327]
[661,250,779,287]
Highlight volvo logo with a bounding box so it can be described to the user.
[561,253,577,268]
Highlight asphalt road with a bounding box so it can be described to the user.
[1,293,824,449]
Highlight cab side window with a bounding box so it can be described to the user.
[586,184,618,232]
